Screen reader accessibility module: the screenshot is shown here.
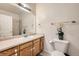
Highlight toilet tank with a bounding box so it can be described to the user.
[54,40,69,53]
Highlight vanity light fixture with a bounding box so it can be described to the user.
[10,3,31,13]
[17,3,31,11]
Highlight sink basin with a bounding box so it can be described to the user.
[22,34,28,37]
[26,36,34,39]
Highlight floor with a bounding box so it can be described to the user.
[37,51,70,56]
[37,51,50,56]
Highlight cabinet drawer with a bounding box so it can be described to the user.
[20,41,32,50]
[0,46,18,56]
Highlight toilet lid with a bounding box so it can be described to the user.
[51,50,65,56]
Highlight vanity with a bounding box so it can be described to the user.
[0,34,44,56]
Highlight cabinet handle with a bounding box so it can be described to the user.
[33,47,35,50]
[31,47,35,51]
[14,53,17,56]
[15,49,17,52]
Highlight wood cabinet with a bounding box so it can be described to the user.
[0,36,44,56]
[0,46,19,56]
[19,37,44,56]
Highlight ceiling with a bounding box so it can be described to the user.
[0,3,36,15]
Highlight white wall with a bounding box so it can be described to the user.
[21,13,36,35]
[36,3,79,56]
[0,9,20,35]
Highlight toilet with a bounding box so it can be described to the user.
[49,39,69,56]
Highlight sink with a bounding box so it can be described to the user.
[22,33,36,37]
[22,34,28,37]
[26,36,34,39]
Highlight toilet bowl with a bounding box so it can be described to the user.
[49,39,69,56]
[50,50,65,56]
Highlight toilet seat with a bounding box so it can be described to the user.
[51,50,65,56]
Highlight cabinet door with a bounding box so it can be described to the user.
[20,46,32,56]
[20,42,33,56]
[33,39,40,56]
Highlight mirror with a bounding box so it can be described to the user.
[21,13,36,35]
[0,14,12,36]
[0,3,36,38]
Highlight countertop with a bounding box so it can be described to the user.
[0,34,44,52]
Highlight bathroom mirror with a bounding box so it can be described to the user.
[0,3,36,37]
